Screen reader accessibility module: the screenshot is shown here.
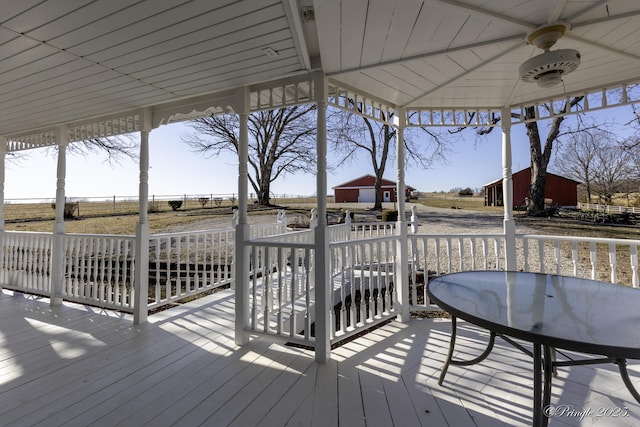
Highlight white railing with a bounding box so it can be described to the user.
[408,234,507,310]
[578,203,640,214]
[62,234,136,312]
[253,228,314,244]
[351,222,397,239]
[519,234,640,287]
[248,209,287,239]
[329,235,398,342]
[247,240,315,347]
[328,223,351,242]
[148,228,235,310]
[0,211,286,315]
[0,231,53,295]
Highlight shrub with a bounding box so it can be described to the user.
[168,200,183,211]
[381,209,398,222]
[148,200,160,213]
[51,202,79,219]
[458,187,474,197]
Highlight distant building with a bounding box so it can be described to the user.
[333,175,415,203]
[484,167,579,208]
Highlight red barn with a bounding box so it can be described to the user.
[484,167,579,208]
[333,175,415,203]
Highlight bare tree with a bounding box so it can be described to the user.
[591,144,633,204]
[330,108,451,210]
[71,136,139,164]
[42,135,138,165]
[183,105,317,206]
[554,128,614,203]
[455,98,584,214]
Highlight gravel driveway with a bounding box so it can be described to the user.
[160,202,536,236]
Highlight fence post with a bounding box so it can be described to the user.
[345,209,352,241]
[232,209,239,228]
[310,208,318,229]
[411,205,418,234]
[277,209,287,233]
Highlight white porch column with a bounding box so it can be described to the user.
[0,138,5,291]
[51,126,68,306]
[134,109,152,324]
[394,109,409,322]
[0,139,5,231]
[501,108,516,270]
[235,86,251,346]
[314,71,331,363]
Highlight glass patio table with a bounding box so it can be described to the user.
[427,271,640,427]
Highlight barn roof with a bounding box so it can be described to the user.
[484,167,581,187]
[333,174,415,190]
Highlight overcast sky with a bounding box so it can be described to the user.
[5,105,634,201]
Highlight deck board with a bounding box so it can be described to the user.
[1,288,640,426]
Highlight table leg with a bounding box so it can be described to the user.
[439,316,497,386]
[542,345,553,427]
[533,344,553,427]
[533,344,543,427]
[616,358,640,404]
[438,316,458,386]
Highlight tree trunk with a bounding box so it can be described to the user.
[529,166,547,213]
[523,101,573,215]
[373,178,383,210]
[525,114,546,214]
[257,183,271,205]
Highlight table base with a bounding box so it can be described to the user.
[439,317,640,427]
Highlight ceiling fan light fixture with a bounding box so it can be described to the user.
[525,22,570,50]
[519,49,581,87]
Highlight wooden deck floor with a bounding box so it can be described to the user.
[1,289,639,427]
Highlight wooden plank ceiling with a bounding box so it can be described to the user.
[1,0,640,142]
[317,0,640,110]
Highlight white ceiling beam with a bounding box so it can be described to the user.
[572,9,640,28]
[283,0,312,71]
[565,33,640,62]
[0,22,177,97]
[565,0,611,22]
[428,0,537,30]
[401,41,523,108]
[326,34,524,77]
[547,0,567,23]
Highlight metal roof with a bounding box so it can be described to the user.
[2,0,640,149]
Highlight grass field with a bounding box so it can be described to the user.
[3,197,326,234]
[4,193,640,242]
[413,194,501,212]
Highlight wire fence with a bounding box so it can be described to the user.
[3,193,321,223]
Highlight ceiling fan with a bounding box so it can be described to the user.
[519,22,581,88]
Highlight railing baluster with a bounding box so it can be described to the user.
[609,243,617,284]
[554,240,561,276]
[571,241,579,277]
[470,237,476,271]
[631,244,639,288]
[538,238,545,273]
[590,242,597,280]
